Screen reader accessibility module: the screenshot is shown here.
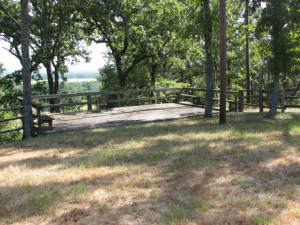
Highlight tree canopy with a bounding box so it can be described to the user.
[0,0,299,118]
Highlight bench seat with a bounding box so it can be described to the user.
[32,108,54,130]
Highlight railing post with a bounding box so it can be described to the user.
[21,106,25,137]
[131,93,136,106]
[238,90,244,112]
[259,89,264,113]
[87,95,92,111]
[177,89,183,103]
[234,92,238,112]
[117,94,121,107]
[151,90,156,104]
[156,90,161,104]
[281,88,286,113]
[36,106,42,134]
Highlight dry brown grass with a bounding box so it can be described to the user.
[0,111,299,225]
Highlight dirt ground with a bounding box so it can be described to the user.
[47,103,211,133]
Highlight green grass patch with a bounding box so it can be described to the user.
[251,215,273,225]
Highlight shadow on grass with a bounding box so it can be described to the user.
[0,172,125,222]
[0,112,299,224]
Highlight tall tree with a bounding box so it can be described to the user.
[256,0,294,118]
[219,0,227,124]
[203,0,215,118]
[80,0,181,88]
[1,0,89,108]
[21,0,34,139]
[245,0,251,103]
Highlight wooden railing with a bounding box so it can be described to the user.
[30,88,183,111]
[180,88,239,112]
[238,88,300,112]
[29,87,241,113]
[0,106,24,141]
[2,87,299,138]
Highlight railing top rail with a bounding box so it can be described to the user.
[18,87,299,102]
[0,106,23,112]
[286,88,300,91]
[31,88,183,100]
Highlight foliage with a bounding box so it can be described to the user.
[0,65,23,142]
[59,81,99,94]
[0,0,90,96]
[156,77,189,89]
[254,0,300,117]
[0,0,299,117]
[97,65,121,91]
[0,69,22,108]
[79,0,185,88]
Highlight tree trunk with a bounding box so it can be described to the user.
[45,62,59,112]
[52,66,61,112]
[264,1,286,119]
[219,0,227,124]
[264,74,280,118]
[21,0,34,139]
[115,58,127,89]
[204,0,214,118]
[119,74,127,89]
[150,64,157,87]
[245,0,251,103]
[46,62,54,94]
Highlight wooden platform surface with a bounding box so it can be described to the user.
[46,103,212,133]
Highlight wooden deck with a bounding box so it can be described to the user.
[45,103,211,133]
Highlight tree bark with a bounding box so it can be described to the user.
[21,0,34,139]
[245,0,251,103]
[45,62,59,112]
[264,74,280,118]
[115,57,127,88]
[150,64,157,87]
[219,0,227,124]
[204,0,214,118]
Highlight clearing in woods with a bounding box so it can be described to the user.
[0,111,299,225]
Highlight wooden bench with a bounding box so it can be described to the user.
[32,107,54,131]
[98,95,108,111]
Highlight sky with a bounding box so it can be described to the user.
[0,41,108,74]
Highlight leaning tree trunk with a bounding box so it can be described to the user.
[21,0,34,139]
[204,0,214,118]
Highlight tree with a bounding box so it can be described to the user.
[31,0,89,94]
[21,0,34,139]
[245,0,251,103]
[1,0,89,110]
[203,0,215,118]
[256,0,296,118]
[219,0,227,124]
[80,0,182,88]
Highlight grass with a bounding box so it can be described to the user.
[0,111,299,224]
